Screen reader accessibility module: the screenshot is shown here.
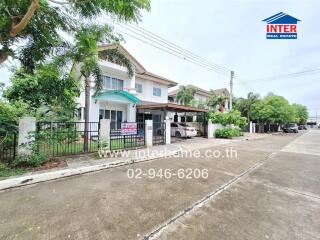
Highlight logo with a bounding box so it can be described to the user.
[262,12,301,39]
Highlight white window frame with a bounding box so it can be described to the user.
[102,75,123,90]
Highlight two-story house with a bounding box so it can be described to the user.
[168,84,230,111]
[167,84,230,122]
[76,44,177,128]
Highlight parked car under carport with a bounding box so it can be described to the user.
[171,122,197,138]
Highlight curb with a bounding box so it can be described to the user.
[0,150,181,191]
[0,135,264,191]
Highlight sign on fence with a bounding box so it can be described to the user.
[121,123,137,135]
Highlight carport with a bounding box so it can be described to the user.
[136,102,209,143]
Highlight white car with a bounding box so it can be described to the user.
[171,122,197,138]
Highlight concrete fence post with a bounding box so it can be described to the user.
[252,123,256,133]
[250,121,253,133]
[18,117,36,156]
[145,120,153,147]
[164,119,171,144]
[207,119,214,139]
[98,119,111,157]
[100,119,111,145]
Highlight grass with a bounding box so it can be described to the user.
[38,141,99,156]
[110,138,145,150]
[0,163,28,178]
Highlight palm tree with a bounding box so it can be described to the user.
[238,92,260,122]
[70,25,133,151]
[176,86,194,106]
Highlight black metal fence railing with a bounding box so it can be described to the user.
[0,132,18,164]
[110,122,145,150]
[153,122,166,145]
[36,122,99,157]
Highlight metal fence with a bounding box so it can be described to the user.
[153,122,166,145]
[110,122,145,150]
[36,122,100,157]
[0,132,18,164]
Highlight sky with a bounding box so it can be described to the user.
[1,0,320,116]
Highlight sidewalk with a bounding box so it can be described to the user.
[0,134,268,191]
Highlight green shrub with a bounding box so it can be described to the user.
[12,132,49,168]
[215,127,244,138]
[36,127,79,144]
[209,110,247,128]
[12,153,48,168]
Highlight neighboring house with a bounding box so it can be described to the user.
[76,44,177,128]
[168,84,230,111]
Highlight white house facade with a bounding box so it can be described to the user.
[167,84,230,122]
[76,44,177,128]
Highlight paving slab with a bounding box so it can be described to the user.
[157,178,320,240]
[0,132,305,240]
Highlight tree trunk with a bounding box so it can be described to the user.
[83,76,90,152]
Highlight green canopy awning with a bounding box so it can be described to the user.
[93,90,140,104]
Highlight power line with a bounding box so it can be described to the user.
[238,68,320,84]
[121,22,230,72]
[118,29,228,71]
[105,19,231,76]
[114,27,230,76]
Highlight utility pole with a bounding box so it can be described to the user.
[229,70,234,110]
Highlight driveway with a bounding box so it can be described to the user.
[0,130,319,240]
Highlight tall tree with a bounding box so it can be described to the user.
[236,92,260,122]
[176,86,194,106]
[251,95,293,126]
[0,0,150,67]
[4,65,79,114]
[291,103,308,124]
[66,25,133,151]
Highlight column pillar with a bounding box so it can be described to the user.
[100,119,111,142]
[164,119,171,144]
[127,103,136,122]
[129,68,136,95]
[145,120,153,147]
[18,117,36,156]
[99,119,111,156]
[207,119,214,139]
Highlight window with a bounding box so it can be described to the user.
[103,76,111,89]
[117,111,123,129]
[186,116,193,122]
[102,75,123,90]
[77,108,82,120]
[99,109,104,120]
[153,87,161,96]
[135,83,143,93]
[100,109,122,129]
[105,110,110,119]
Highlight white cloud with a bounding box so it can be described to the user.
[1,0,319,115]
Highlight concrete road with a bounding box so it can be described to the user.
[158,130,320,240]
[0,130,319,240]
